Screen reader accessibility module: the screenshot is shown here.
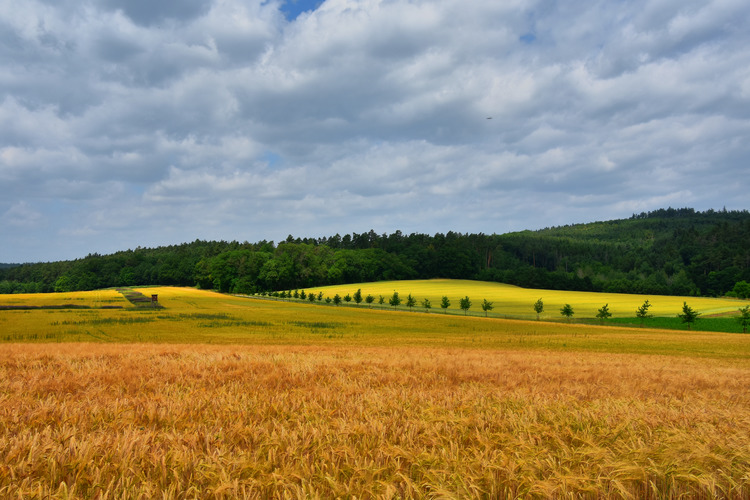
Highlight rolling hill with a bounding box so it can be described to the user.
[1,207,748,297]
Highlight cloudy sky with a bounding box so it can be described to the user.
[1,0,749,263]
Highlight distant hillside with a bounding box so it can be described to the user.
[488,208,750,297]
[1,208,749,297]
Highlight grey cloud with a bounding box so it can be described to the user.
[95,33,144,62]
[100,0,212,26]
[1,0,749,262]
[2,201,44,227]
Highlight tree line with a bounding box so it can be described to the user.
[1,208,749,297]
[246,289,750,333]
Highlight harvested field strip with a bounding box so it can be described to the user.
[0,304,123,310]
[50,317,155,326]
[1,343,749,498]
[0,304,92,310]
[116,288,162,308]
[0,289,127,309]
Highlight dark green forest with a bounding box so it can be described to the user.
[2,208,749,298]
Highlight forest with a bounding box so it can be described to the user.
[1,208,749,298]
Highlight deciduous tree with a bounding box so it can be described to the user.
[481,299,493,317]
[421,298,431,312]
[733,281,750,299]
[459,296,472,315]
[406,293,417,310]
[596,303,612,323]
[738,305,750,333]
[533,298,543,320]
[560,303,574,321]
[440,296,450,313]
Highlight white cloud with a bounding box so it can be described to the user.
[0,0,749,262]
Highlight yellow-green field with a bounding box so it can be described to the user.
[2,284,750,497]
[0,286,748,357]
[0,288,127,308]
[304,279,746,319]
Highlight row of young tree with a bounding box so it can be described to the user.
[1,208,749,297]
[261,288,486,315]
[265,290,750,333]
[543,298,750,332]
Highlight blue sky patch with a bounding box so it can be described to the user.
[281,0,323,21]
[262,151,283,168]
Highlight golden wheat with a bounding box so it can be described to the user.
[2,343,749,498]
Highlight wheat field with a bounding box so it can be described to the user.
[2,285,750,498]
[2,343,749,498]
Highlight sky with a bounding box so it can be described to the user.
[1,0,749,263]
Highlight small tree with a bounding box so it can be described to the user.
[481,298,493,317]
[317,292,323,301]
[459,296,472,315]
[406,293,417,310]
[333,294,341,306]
[635,300,652,327]
[560,303,574,322]
[737,305,750,333]
[378,295,385,307]
[533,298,544,320]
[353,289,363,305]
[308,293,315,302]
[293,289,299,299]
[299,290,307,300]
[678,301,700,329]
[421,298,431,312]
[365,294,375,308]
[440,296,451,313]
[343,293,352,303]
[389,291,401,308]
[596,303,612,323]
[325,296,332,304]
